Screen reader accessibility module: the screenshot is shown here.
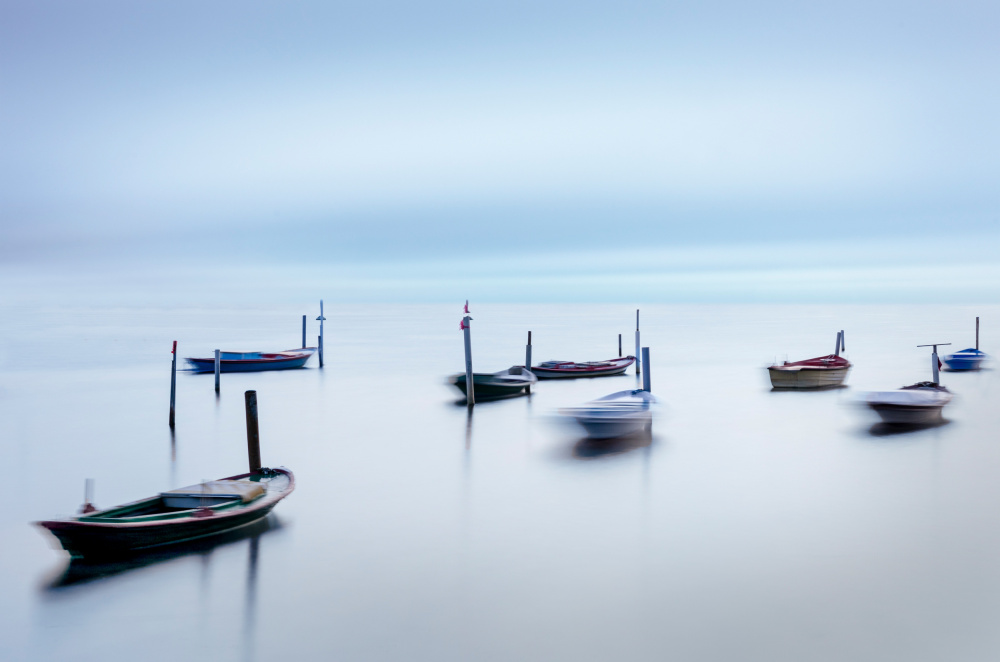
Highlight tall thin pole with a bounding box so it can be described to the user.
[214,349,221,393]
[841,330,845,353]
[302,315,307,349]
[618,333,622,357]
[463,315,475,407]
[169,341,177,428]
[641,347,651,392]
[634,309,641,375]
[316,300,326,368]
[244,390,262,473]
[834,331,842,357]
[525,331,533,394]
[932,347,940,384]
[976,317,980,351]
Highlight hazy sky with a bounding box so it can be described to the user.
[1,1,998,298]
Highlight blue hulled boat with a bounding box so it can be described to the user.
[943,317,986,371]
[943,348,986,371]
[186,349,315,373]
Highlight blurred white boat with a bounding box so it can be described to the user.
[866,382,952,425]
[561,389,655,439]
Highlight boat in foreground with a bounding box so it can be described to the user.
[561,389,655,439]
[186,348,315,373]
[37,468,294,558]
[532,356,635,379]
[450,366,537,399]
[866,383,952,425]
[768,330,850,389]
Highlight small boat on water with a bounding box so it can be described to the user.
[186,348,315,373]
[532,356,635,379]
[866,382,952,425]
[561,389,655,439]
[944,317,987,371]
[450,366,537,399]
[768,330,850,389]
[36,469,294,558]
[37,390,293,558]
[865,343,953,426]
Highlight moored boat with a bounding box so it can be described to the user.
[943,348,986,371]
[532,356,635,379]
[866,382,952,425]
[768,330,850,389]
[865,343,953,426]
[37,469,294,558]
[186,348,315,373]
[450,366,537,399]
[561,389,655,439]
[944,316,986,370]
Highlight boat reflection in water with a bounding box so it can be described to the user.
[45,515,282,589]
[571,430,653,459]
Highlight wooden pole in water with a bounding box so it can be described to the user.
[641,347,651,392]
[619,333,622,357]
[316,300,326,367]
[834,331,842,357]
[976,317,980,351]
[635,309,641,375]
[169,341,177,428]
[841,330,846,353]
[214,349,221,393]
[525,331,532,394]
[302,315,307,349]
[463,315,475,407]
[244,390,262,473]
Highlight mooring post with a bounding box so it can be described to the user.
[932,347,940,384]
[302,315,307,349]
[976,317,980,351]
[169,341,177,428]
[619,333,622,357]
[834,331,842,357]
[463,315,475,406]
[525,331,533,394]
[214,349,221,393]
[841,330,846,353]
[316,300,326,367]
[635,309,641,375]
[641,347,651,392]
[244,390,262,473]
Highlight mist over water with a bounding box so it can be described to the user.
[3,281,1000,661]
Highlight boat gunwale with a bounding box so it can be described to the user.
[37,469,295,531]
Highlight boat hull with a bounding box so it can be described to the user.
[943,349,986,371]
[37,470,294,558]
[450,368,536,399]
[572,413,651,439]
[187,353,313,373]
[869,403,946,425]
[768,366,850,389]
[533,357,635,380]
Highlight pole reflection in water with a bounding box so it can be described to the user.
[243,534,260,662]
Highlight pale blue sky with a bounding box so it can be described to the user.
[1,1,998,299]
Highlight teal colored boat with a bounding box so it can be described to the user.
[449,366,537,399]
[36,468,294,558]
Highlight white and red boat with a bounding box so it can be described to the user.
[768,331,851,389]
[532,356,635,379]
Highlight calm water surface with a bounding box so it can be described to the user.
[2,296,1000,661]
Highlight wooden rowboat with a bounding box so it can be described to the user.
[768,331,851,389]
[532,356,635,379]
[186,349,315,373]
[36,468,294,558]
[449,366,537,399]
